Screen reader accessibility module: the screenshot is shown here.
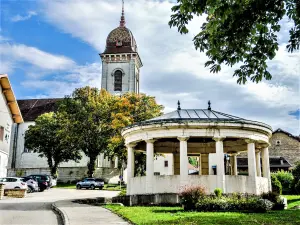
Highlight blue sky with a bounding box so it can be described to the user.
[0,0,299,134]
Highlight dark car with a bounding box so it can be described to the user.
[76,178,104,190]
[22,177,39,193]
[26,174,50,192]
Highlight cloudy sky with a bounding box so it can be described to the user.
[0,0,299,134]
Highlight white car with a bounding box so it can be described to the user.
[0,177,28,190]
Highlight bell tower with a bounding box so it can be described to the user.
[100,1,143,95]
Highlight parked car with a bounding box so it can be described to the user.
[0,177,28,190]
[76,178,104,190]
[50,176,57,188]
[25,175,50,192]
[22,177,39,193]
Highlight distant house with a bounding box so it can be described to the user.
[0,74,23,177]
[269,128,300,167]
[237,156,292,174]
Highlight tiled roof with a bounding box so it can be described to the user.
[273,128,300,142]
[17,98,62,122]
[237,156,292,168]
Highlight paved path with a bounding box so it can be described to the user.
[0,188,120,225]
[54,200,129,225]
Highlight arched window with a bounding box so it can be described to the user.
[114,70,122,91]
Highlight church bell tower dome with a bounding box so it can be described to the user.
[100,0,143,95]
[103,1,137,54]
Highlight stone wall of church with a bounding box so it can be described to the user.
[8,122,113,170]
[269,132,300,167]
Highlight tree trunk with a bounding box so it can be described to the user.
[50,166,58,178]
[87,156,97,178]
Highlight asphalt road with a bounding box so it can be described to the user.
[0,188,119,225]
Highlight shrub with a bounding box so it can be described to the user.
[292,161,300,181]
[271,174,282,194]
[195,195,273,213]
[118,189,127,196]
[261,191,280,204]
[292,162,300,194]
[261,191,285,210]
[272,170,294,194]
[295,180,300,195]
[214,188,222,198]
[180,185,207,210]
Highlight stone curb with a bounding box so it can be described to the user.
[51,201,70,225]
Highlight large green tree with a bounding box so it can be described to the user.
[107,92,164,172]
[25,112,82,178]
[58,87,164,177]
[58,87,117,177]
[169,0,300,84]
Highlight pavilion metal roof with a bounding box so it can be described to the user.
[124,108,272,131]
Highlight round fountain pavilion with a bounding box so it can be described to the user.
[122,102,272,198]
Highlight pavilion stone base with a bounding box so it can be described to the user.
[112,193,180,206]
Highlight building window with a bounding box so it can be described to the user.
[164,160,168,167]
[0,126,4,142]
[154,172,160,176]
[114,70,122,91]
[24,148,33,153]
[276,140,281,146]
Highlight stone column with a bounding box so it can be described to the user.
[255,151,262,177]
[126,144,136,180]
[146,139,156,193]
[213,137,226,192]
[126,143,136,195]
[198,154,202,175]
[114,156,119,169]
[246,140,257,177]
[230,153,238,175]
[246,139,258,194]
[177,136,189,177]
[261,146,272,191]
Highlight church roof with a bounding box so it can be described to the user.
[102,1,137,54]
[17,98,62,122]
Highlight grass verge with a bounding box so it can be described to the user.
[105,195,300,225]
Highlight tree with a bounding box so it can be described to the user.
[58,87,117,177]
[169,0,300,84]
[107,92,164,170]
[25,112,82,178]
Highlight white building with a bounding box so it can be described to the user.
[0,74,23,177]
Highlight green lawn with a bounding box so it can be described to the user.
[284,195,300,209]
[54,183,125,191]
[105,195,300,225]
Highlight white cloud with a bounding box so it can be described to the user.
[11,11,37,22]
[0,42,75,71]
[22,62,102,98]
[9,0,299,134]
